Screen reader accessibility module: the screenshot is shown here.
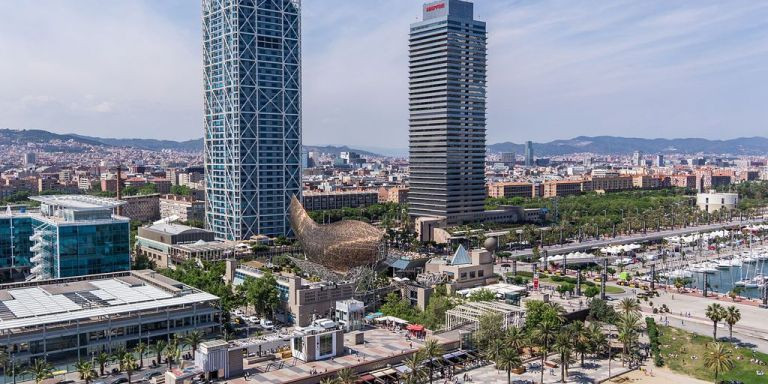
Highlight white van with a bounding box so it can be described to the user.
[260,319,274,330]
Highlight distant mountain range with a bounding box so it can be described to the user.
[0,129,383,156]
[3,129,767,156]
[490,136,768,156]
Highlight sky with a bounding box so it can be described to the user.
[1,1,768,149]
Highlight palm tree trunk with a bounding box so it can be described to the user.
[561,353,566,383]
[507,368,511,384]
[729,325,733,340]
[581,352,585,367]
[541,352,546,384]
[713,322,717,340]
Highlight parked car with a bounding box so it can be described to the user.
[110,378,129,384]
[143,372,163,381]
[260,319,274,330]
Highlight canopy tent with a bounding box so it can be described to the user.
[406,324,424,332]
[364,312,383,320]
[376,315,409,325]
[600,243,641,255]
[618,271,631,281]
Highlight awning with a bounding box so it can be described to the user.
[406,324,424,332]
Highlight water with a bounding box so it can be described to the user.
[683,262,768,299]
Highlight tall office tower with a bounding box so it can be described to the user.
[524,141,534,167]
[203,0,302,240]
[500,152,515,167]
[655,154,665,167]
[633,150,644,167]
[408,0,487,224]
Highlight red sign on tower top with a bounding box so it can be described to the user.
[426,2,445,12]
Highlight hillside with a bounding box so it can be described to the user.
[489,136,768,156]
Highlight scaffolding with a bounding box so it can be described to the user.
[444,301,525,331]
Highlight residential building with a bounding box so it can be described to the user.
[500,152,515,167]
[203,0,302,240]
[590,176,634,192]
[542,180,590,198]
[424,245,497,293]
[632,151,644,167]
[0,270,220,364]
[302,190,379,211]
[408,0,487,225]
[120,194,160,223]
[378,186,409,204]
[486,182,541,198]
[160,194,205,222]
[228,261,355,327]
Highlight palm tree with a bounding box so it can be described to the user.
[95,352,111,376]
[25,359,53,384]
[617,298,640,315]
[336,368,357,384]
[532,318,561,384]
[122,355,138,384]
[706,303,726,341]
[150,341,166,367]
[74,360,97,384]
[504,325,528,355]
[494,346,523,384]
[402,350,427,384]
[552,328,574,383]
[723,306,741,341]
[421,338,443,384]
[134,342,147,369]
[165,340,181,370]
[704,342,734,383]
[183,331,204,360]
[570,321,591,367]
[319,378,338,384]
[616,312,641,367]
[112,347,130,374]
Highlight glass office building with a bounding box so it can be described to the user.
[203,0,302,240]
[0,196,130,282]
[408,0,487,224]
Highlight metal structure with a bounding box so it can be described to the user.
[445,301,524,330]
[203,0,302,240]
[289,196,385,272]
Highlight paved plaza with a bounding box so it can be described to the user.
[460,356,632,383]
[237,327,446,384]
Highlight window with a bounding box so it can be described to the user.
[478,270,484,277]
[318,334,333,357]
[469,271,476,279]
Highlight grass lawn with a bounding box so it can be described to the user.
[658,325,768,383]
[535,276,626,294]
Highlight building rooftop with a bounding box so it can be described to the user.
[29,195,125,210]
[146,222,208,236]
[0,270,218,333]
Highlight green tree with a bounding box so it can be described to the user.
[494,346,523,384]
[95,351,111,376]
[335,368,357,384]
[134,342,147,369]
[584,285,600,298]
[723,306,741,341]
[618,297,640,316]
[467,288,497,302]
[25,359,53,384]
[183,330,204,359]
[703,342,734,383]
[553,326,575,382]
[122,354,138,384]
[474,312,505,352]
[705,303,726,341]
[616,312,641,366]
[422,339,443,384]
[532,319,561,384]
[112,346,131,374]
[150,341,166,367]
[74,360,97,384]
[401,350,427,384]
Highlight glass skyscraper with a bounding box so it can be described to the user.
[408,0,487,224]
[0,196,130,282]
[203,0,302,240]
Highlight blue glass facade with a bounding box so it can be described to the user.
[203,0,302,240]
[0,216,34,271]
[1,197,130,281]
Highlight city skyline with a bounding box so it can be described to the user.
[2,1,768,148]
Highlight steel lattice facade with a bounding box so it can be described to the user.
[203,0,302,240]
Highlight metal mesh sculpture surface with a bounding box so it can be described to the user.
[289,195,385,272]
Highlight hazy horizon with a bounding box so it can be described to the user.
[2,1,767,147]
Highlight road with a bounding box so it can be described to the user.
[503,217,767,259]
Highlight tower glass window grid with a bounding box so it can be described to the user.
[408,0,487,224]
[203,0,302,240]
